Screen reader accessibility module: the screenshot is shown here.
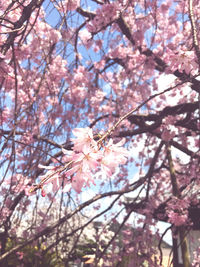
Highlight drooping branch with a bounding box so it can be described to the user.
[1,0,45,55]
[0,185,141,263]
[77,2,200,95]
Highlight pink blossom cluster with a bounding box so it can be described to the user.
[56,0,80,13]
[192,246,200,266]
[103,225,159,267]
[37,127,128,195]
[79,29,92,47]
[87,3,120,33]
[167,50,198,75]
[166,197,189,226]
[168,210,188,226]
[160,116,178,141]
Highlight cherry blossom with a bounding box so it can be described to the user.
[0,0,200,265]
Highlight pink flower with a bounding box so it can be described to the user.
[35,129,129,195]
[79,29,92,45]
[72,145,101,171]
[168,210,188,226]
[168,50,198,75]
[176,51,198,74]
[71,169,93,193]
[37,164,61,195]
[86,3,119,33]
[71,127,97,152]
[104,139,128,165]
[166,197,189,226]
[100,139,129,177]
[57,0,80,12]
